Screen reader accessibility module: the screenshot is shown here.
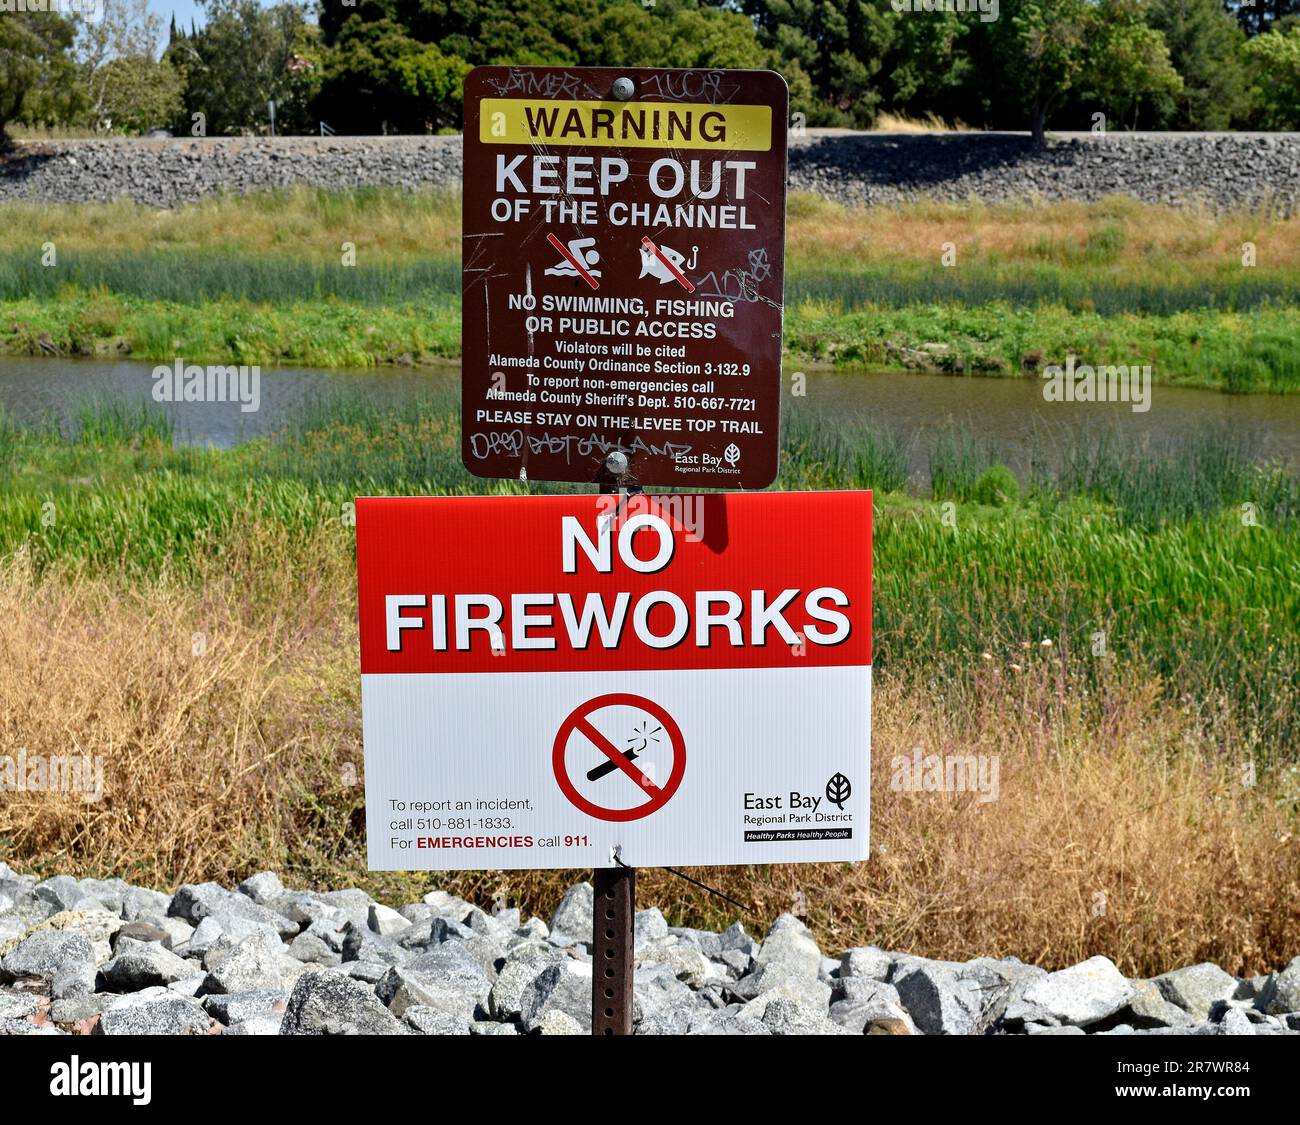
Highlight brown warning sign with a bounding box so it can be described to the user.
[461,66,789,489]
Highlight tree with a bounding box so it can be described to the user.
[989,0,1183,142]
[990,0,1094,143]
[168,0,310,135]
[74,0,185,133]
[742,0,897,126]
[317,18,469,133]
[1230,0,1300,37]
[1243,24,1300,127]
[0,12,80,143]
[1146,0,1250,129]
[1079,0,1183,131]
[95,55,185,133]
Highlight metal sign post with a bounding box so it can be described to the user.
[593,469,635,1036]
[592,864,634,1035]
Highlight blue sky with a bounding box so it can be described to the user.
[151,0,208,35]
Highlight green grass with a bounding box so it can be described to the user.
[2,190,1300,388]
[6,288,1299,390]
[2,394,1296,754]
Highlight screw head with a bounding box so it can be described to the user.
[605,451,630,476]
[611,77,635,102]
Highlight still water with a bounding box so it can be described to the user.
[1,356,1297,478]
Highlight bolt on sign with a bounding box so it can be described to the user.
[356,491,871,870]
[461,66,789,489]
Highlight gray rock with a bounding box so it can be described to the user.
[1216,1007,1256,1036]
[422,890,473,919]
[120,887,171,922]
[520,960,592,1033]
[633,908,669,947]
[636,938,721,988]
[840,946,893,982]
[111,921,171,951]
[762,997,848,1035]
[75,878,129,914]
[893,962,984,1035]
[686,1009,770,1035]
[50,992,106,1025]
[635,1005,692,1035]
[401,1005,472,1035]
[1152,962,1239,1021]
[236,871,285,905]
[342,921,410,966]
[1123,980,1197,1029]
[1022,956,1135,1028]
[376,943,491,1019]
[471,1021,520,1035]
[202,989,288,1025]
[536,1009,584,1035]
[221,1016,283,1035]
[0,930,94,995]
[732,957,833,1012]
[33,875,92,913]
[314,889,376,930]
[279,970,406,1035]
[0,990,40,1020]
[753,914,822,979]
[1258,957,1300,1016]
[368,903,411,939]
[829,980,917,1034]
[287,932,341,965]
[549,883,594,944]
[102,936,202,990]
[489,945,558,1020]
[1028,1023,1086,1035]
[200,930,303,994]
[169,882,297,939]
[344,960,389,985]
[100,987,211,1035]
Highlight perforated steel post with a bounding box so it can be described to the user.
[592,864,635,1035]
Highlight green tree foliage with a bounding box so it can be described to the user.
[1243,24,1300,128]
[0,12,81,141]
[741,1,896,126]
[1146,0,1250,129]
[76,0,184,133]
[318,18,469,133]
[1080,0,1183,132]
[167,0,310,135]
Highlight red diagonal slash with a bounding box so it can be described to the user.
[642,237,696,293]
[546,232,600,290]
[576,717,661,793]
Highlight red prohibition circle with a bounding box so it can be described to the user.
[552,692,686,823]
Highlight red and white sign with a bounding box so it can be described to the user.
[356,491,871,869]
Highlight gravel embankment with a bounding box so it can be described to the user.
[1,132,1297,212]
[1,866,1296,1036]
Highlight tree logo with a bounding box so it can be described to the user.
[825,772,851,810]
[723,443,741,467]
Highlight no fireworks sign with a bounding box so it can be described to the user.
[356,492,872,870]
[461,66,789,489]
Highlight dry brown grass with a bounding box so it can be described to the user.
[872,112,973,134]
[0,188,462,261]
[1,532,1296,977]
[5,187,1297,279]
[785,193,1300,273]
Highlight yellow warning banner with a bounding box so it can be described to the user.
[479,99,772,151]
